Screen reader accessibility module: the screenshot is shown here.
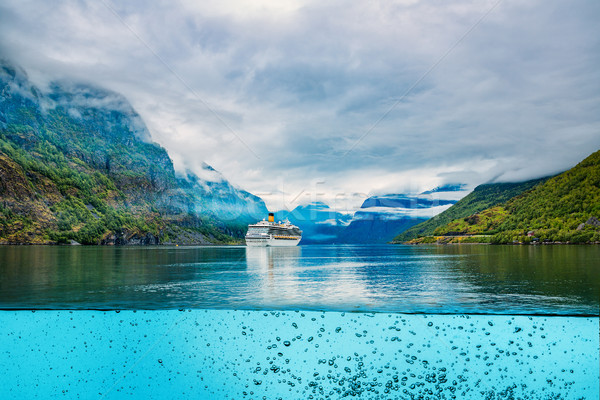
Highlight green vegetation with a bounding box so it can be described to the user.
[433,206,508,236]
[403,150,600,245]
[0,132,180,244]
[0,61,250,245]
[407,235,492,245]
[393,177,549,242]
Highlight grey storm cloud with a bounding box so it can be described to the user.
[1,0,599,210]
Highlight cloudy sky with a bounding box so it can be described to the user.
[1,0,599,211]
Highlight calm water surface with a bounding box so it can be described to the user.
[0,244,598,314]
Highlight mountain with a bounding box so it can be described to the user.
[420,183,467,195]
[338,193,459,243]
[392,177,550,242]
[0,60,267,244]
[402,150,600,244]
[176,167,268,230]
[274,202,352,244]
[360,194,456,209]
[338,212,427,244]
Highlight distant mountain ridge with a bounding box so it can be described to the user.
[274,202,352,244]
[0,60,267,244]
[341,192,460,243]
[338,212,427,244]
[360,195,456,209]
[420,183,467,195]
[274,190,462,244]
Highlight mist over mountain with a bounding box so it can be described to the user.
[339,192,461,243]
[420,184,467,195]
[0,60,463,246]
[5,59,594,247]
[360,195,457,209]
[176,168,268,225]
[0,60,266,244]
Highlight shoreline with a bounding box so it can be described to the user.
[393,241,600,246]
[0,241,244,247]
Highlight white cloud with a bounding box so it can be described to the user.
[354,205,455,220]
[1,0,599,210]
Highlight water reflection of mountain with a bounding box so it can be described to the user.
[350,245,600,314]
[432,245,600,311]
[0,246,250,309]
[341,246,461,312]
[1,245,597,314]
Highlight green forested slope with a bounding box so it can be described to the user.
[420,150,600,244]
[0,61,266,244]
[392,177,549,242]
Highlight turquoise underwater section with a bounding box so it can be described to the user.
[1,310,598,399]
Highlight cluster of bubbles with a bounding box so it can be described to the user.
[233,312,593,399]
[0,310,597,399]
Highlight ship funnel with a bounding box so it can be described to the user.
[268,212,274,222]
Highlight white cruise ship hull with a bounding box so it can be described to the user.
[246,214,302,247]
[245,237,301,247]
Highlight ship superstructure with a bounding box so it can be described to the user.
[245,213,302,247]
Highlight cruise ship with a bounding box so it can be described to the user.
[245,213,302,246]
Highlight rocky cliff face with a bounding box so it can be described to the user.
[0,60,267,244]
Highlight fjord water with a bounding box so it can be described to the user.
[1,244,599,313]
[0,245,598,399]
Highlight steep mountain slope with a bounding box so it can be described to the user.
[392,177,550,242]
[0,61,266,244]
[410,151,600,243]
[411,150,600,243]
